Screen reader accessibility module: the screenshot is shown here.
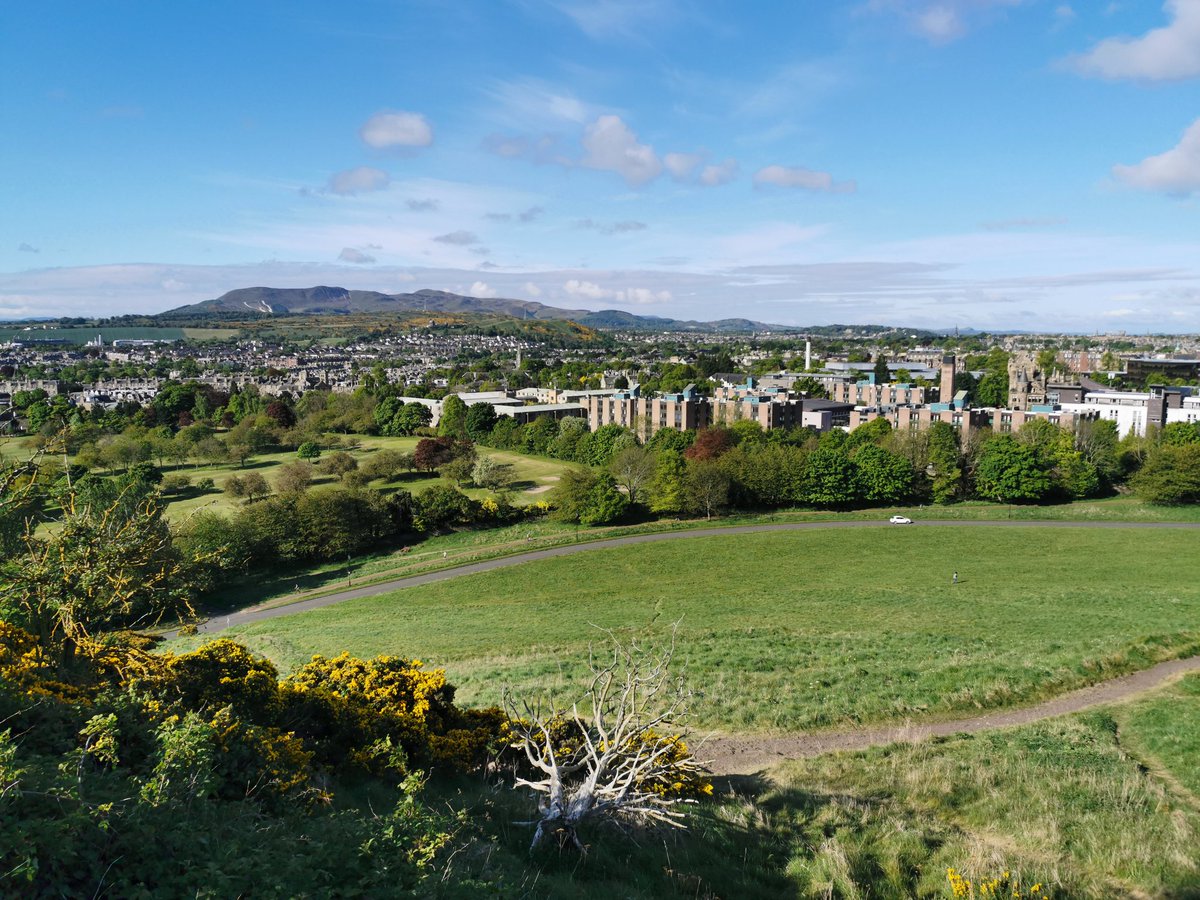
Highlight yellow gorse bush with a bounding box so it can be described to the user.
[947,868,1050,899]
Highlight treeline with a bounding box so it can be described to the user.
[460,407,1197,521]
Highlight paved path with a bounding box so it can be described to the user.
[703,653,1200,775]
[196,518,1200,634]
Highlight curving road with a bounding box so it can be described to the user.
[196,518,1200,633]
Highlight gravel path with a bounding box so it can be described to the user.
[702,653,1200,775]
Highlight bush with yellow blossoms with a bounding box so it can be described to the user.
[947,867,1050,899]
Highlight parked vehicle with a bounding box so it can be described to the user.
[888,515,913,525]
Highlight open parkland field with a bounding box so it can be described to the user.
[179,520,1200,896]
[12,429,1200,894]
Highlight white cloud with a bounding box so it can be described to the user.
[619,287,671,304]
[1113,117,1200,194]
[1070,0,1200,81]
[753,165,856,193]
[17,242,39,254]
[699,158,738,186]
[483,77,591,125]
[523,281,543,297]
[563,279,613,300]
[663,152,737,186]
[433,230,481,246]
[916,5,964,41]
[551,0,677,39]
[338,247,376,264]
[575,218,647,235]
[468,280,495,297]
[664,152,703,180]
[359,110,433,149]
[580,115,663,186]
[866,0,1024,44]
[406,198,438,211]
[327,166,390,196]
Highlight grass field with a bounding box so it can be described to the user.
[179,526,1200,736]
[383,672,1200,898]
[153,436,570,520]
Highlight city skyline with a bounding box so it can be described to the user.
[3,1,1200,331]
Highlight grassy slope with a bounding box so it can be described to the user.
[190,527,1200,734]
[415,674,1200,898]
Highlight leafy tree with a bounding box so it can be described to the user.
[802,447,858,508]
[648,449,687,515]
[239,471,270,502]
[464,402,499,441]
[847,416,892,449]
[972,435,1052,503]
[438,395,468,439]
[1160,422,1200,447]
[684,427,733,461]
[853,444,913,504]
[318,451,358,481]
[873,353,889,384]
[2,482,197,660]
[927,421,964,504]
[415,485,474,531]
[608,446,656,506]
[396,402,433,435]
[1131,444,1200,504]
[297,441,321,460]
[684,459,730,519]
[579,473,628,526]
[274,461,315,494]
[586,423,635,467]
[471,456,515,491]
[440,454,476,486]
[548,468,598,523]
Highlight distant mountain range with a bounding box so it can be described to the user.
[158,286,801,333]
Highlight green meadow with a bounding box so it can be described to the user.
[187,526,1200,735]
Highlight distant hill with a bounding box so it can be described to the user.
[158,286,799,333]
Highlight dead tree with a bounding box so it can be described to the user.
[504,629,708,853]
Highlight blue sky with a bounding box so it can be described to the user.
[3,0,1200,331]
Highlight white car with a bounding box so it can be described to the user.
[888,515,913,525]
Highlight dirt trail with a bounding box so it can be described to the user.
[702,654,1200,775]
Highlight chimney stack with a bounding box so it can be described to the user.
[804,340,812,371]
[940,354,956,403]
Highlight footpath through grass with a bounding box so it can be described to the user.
[187,526,1200,735]
[383,672,1200,898]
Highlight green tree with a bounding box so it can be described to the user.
[926,421,963,504]
[648,449,687,515]
[872,353,889,384]
[608,446,656,506]
[1131,444,1200,504]
[297,441,321,461]
[438,395,468,439]
[803,447,858,508]
[471,456,515,491]
[548,468,598,523]
[464,402,499,441]
[684,459,730,519]
[973,435,1052,503]
[852,444,913,504]
[579,473,628,526]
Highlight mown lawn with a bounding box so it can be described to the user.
[190,526,1200,734]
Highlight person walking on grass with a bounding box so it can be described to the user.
[952,571,958,585]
